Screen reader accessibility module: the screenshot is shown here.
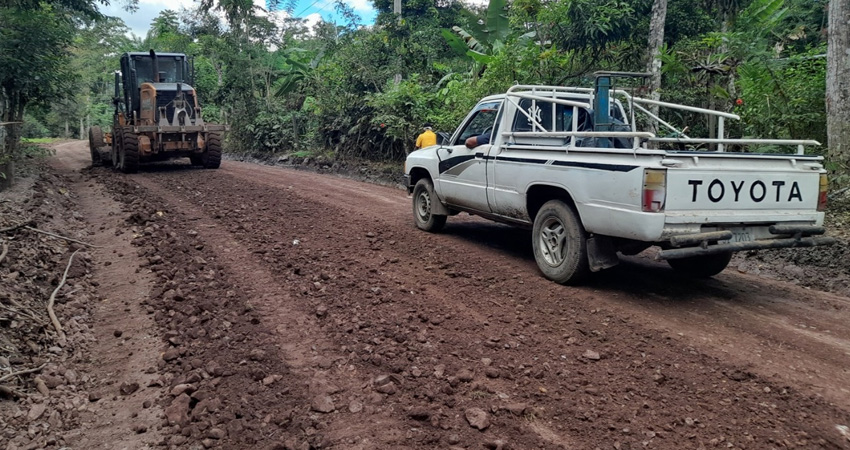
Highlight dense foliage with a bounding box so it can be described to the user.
[3,0,843,174]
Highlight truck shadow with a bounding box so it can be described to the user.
[443,220,741,303]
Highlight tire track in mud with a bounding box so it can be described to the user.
[102,161,850,449]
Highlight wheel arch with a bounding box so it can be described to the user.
[526,184,581,223]
[408,166,431,190]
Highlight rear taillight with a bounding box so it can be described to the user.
[642,169,667,212]
[817,174,828,211]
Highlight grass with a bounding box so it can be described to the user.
[21,137,59,144]
[291,150,313,158]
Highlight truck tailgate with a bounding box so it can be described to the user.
[663,155,823,223]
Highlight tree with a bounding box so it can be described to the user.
[827,0,850,177]
[645,0,667,135]
[0,5,75,186]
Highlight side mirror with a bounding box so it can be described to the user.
[436,131,451,146]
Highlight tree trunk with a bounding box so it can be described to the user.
[79,117,84,140]
[645,0,668,146]
[827,0,850,175]
[64,119,69,138]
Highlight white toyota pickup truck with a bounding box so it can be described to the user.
[403,72,835,284]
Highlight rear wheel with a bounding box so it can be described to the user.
[111,127,122,169]
[532,200,589,284]
[118,130,139,173]
[666,252,732,278]
[412,178,446,232]
[202,133,222,169]
[89,127,104,167]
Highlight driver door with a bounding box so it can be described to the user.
[438,101,502,213]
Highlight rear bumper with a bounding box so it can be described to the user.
[658,225,836,260]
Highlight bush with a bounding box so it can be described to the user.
[21,115,50,139]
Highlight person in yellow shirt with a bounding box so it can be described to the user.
[414,123,437,149]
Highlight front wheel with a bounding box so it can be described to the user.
[666,252,732,278]
[412,178,446,232]
[202,133,222,169]
[532,200,589,284]
[118,130,139,173]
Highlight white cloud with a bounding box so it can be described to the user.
[345,0,372,12]
[303,12,323,29]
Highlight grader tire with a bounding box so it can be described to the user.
[89,127,104,167]
[118,130,140,174]
[203,133,222,169]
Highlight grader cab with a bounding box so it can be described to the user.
[88,50,228,172]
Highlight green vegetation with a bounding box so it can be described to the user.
[21,138,60,144]
[0,0,847,184]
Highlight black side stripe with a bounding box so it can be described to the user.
[439,155,476,173]
[550,160,639,172]
[439,154,639,174]
[497,155,639,172]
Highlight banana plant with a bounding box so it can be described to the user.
[441,0,511,67]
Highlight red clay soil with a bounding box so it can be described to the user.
[2,140,850,450]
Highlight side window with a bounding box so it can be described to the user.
[511,99,590,132]
[455,102,502,145]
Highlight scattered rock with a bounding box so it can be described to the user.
[207,428,226,439]
[315,305,328,318]
[311,395,335,413]
[502,403,528,416]
[165,393,192,426]
[113,329,123,338]
[88,392,102,402]
[170,383,195,396]
[162,349,180,362]
[485,367,500,379]
[27,403,46,421]
[120,381,140,395]
[457,368,474,382]
[465,407,490,430]
[582,350,601,361]
[34,377,49,396]
[348,400,363,413]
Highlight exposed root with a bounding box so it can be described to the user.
[25,226,101,248]
[0,363,47,384]
[48,249,80,346]
[0,241,7,265]
[0,220,35,234]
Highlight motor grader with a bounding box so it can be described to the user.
[88,50,228,172]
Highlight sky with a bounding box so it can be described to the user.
[99,0,379,38]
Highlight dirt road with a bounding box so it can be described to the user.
[35,141,850,448]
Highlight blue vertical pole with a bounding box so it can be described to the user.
[594,75,611,148]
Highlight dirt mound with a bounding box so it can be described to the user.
[0,161,103,449]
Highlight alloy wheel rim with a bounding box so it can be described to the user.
[539,216,567,266]
[416,190,431,222]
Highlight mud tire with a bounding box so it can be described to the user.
[89,127,105,167]
[203,133,222,169]
[412,178,446,232]
[111,127,122,169]
[532,200,589,285]
[667,252,733,278]
[118,130,140,174]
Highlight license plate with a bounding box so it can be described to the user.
[719,227,754,243]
